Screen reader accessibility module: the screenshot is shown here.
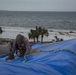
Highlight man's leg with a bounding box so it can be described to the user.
[5,53,14,60]
[5,42,15,60]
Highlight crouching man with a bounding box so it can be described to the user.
[5,34,31,60]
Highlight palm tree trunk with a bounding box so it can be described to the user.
[34,38,35,43]
[41,36,43,43]
[36,37,39,43]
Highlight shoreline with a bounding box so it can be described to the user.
[0,26,76,41]
[1,25,76,31]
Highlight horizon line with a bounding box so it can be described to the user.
[0,10,76,12]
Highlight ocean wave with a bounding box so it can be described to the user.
[0,26,34,32]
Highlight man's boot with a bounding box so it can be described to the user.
[5,53,14,60]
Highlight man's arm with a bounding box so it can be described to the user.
[24,40,30,55]
[23,38,31,63]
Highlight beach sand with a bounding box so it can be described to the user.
[0,26,76,55]
[0,43,9,55]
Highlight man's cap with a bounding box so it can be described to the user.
[16,34,24,42]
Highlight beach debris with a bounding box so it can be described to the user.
[0,27,3,34]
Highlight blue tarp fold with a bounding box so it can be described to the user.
[0,39,76,75]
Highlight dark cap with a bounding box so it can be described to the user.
[16,34,24,43]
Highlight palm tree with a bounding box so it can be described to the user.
[28,29,36,43]
[33,30,39,43]
[35,29,40,43]
[39,26,42,33]
[35,26,49,43]
[40,28,49,43]
[28,26,49,43]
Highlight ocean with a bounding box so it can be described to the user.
[0,11,76,30]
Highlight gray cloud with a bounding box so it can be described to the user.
[0,0,76,11]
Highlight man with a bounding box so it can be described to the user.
[5,34,31,60]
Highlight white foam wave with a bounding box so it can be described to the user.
[0,26,35,32]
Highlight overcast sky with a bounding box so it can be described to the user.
[0,0,76,11]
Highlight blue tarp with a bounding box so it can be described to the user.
[0,39,76,75]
